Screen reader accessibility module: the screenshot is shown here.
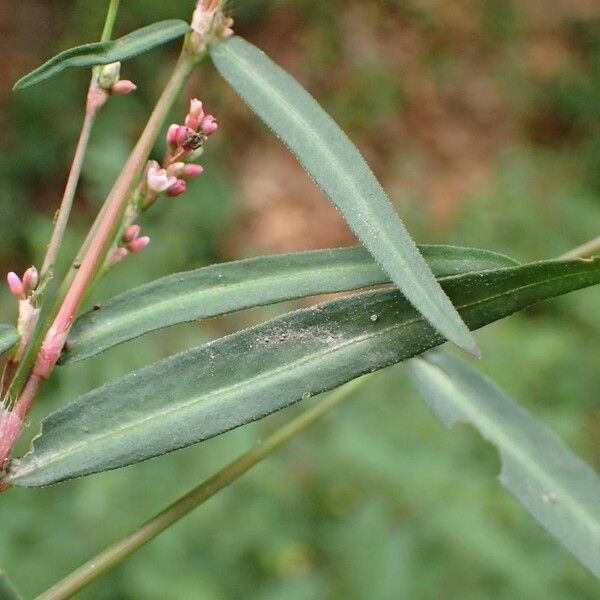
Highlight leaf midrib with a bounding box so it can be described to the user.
[216,42,440,318]
[19,269,590,477]
[419,360,600,550]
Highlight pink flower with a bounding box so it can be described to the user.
[182,164,204,178]
[122,224,141,243]
[22,266,38,292]
[6,272,24,298]
[127,236,151,253]
[166,124,180,148]
[188,98,204,120]
[201,114,218,135]
[147,166,177,193]
[166,179,187,197]
[111,80,137,95]
[184,114,200,129]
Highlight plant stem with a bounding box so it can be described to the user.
[40,0,121,283]
[34,376,370,600]
[100,0,120,42]
[39,107,97,281]
[559,236,600,260]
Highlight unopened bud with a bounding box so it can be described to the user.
[122,224,141,243]
[167,162,186,177]
[182,164,204,178]
[108,246,129,267]
[175,126,192,147]
[201,114,218,135]
[22,266,38,292]
[111,80,137,95]
[188,98,204,119]
[184,114,200,130]
[6,272,24,298]
[127,236,151,253]
[166,124,180,148]
[166,179,187,197]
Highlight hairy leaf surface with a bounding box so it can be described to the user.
[409,352,600,578]
[210,37,477,354]
[63,245,518,363]
[10,258,600,487]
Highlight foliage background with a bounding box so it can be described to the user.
[1,0,599,598]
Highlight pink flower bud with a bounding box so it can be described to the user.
[188,98,204,119]
[184,114,200,130]
[123,224,141,243]
[108,247,129,267]
[182,164,204,178]
[6,272,24,298]
[166,179,187,197]
[222,27,234,38]
[201,114,218,135]
[127,236,151,253]
[111,80,137,95]
[166,124,180,148]
[22,266,38,292]
[147,166,177,193]
[175,126,192,147]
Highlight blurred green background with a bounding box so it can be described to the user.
[1,0,599,598]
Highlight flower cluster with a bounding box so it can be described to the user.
[108,224,151,267]
[190,0,234,52]
[109,98,218,267]
[141,98,217,205]
[6,266,38,300]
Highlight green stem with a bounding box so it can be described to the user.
[40,0,121,284]
[100,0,121,42]
[34,376,370,600]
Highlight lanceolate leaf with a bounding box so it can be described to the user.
[13,20,191,91]
[408,352,600,578]
[63,245,518,364]
[210,37,478,355]
[10,258,600,487]
[0,324,18,358]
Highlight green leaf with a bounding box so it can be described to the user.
[0,324,18,358]
[210,37,478,355]
[13,20,191,90]
[0,571,21,600]
[63,245,518,364]
[408,352,600,578]
[10,257,600,487]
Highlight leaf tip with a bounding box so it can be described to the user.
[456,335,481,358]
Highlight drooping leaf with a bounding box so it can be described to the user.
[0,324,18,358]
[10,257,600,487]
[210,37,478,355]
[0,571,21,600]
[63,245,518,364]
[408,351,600,578]
[13,20,191,90]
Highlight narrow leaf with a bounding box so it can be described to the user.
[10,257,600,487]
[63,245,518,363]
[408,351,600,578]
[0,571,21,600]
[13,20,191,90]
[210,37,478,355]
[0,324,18,358]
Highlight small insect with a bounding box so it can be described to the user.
[182,129,205,151]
